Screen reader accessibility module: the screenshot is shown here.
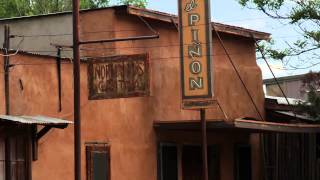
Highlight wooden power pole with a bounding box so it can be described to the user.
[3,24,11,180]
[72,0,81,180]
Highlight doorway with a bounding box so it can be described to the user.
[182,145,219,180]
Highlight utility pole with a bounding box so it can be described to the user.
[72,0,81,180]
[71,1,158,179]
[201,109,208,180]
[3,24,11,180]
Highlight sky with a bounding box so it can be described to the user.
[143,0,320,79]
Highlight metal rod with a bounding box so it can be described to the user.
[253,37,297,119]
[200,109,209,180]
[3,25,11,180]
[72,0,81,180]
[3,25,10,115]
[79,35,159,45]
[56,48,62,112]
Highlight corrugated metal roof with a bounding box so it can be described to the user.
[265,95,303,105]
[275,111,317,122]
[0,5,270,40]
[0,115,73,125]
[263,73,307,84]
[0,48,72,60]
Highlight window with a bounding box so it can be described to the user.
[86,143,110,180]
[316,133,320,159]
[0,138,5,180]
[182,145,219,180]
[158,144,220,180]
[234,145,251,180]
[157,144,178,180]
[208,146,220,180]
[0,127,31,180]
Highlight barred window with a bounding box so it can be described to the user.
[86,143,110,180]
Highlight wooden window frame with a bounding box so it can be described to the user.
[0,125,32,180]
[86,143,110,180]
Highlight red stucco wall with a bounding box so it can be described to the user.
[0,8,265,180]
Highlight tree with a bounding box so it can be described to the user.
[120,0,147,8]
[238,0,320,69]
[297,71,320,121]
[0,0,147,18]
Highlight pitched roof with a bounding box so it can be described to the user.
[263,74,307,84]
[0,48,70,60]
[125,6,270,40]
[0,5,270,40]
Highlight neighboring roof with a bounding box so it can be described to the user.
[0,115,73,126]
[265,96,300,112]
[0,5,270,40]
[265,96,303,106]
[275,111,316,122]
[0,48,72,60]
[263,74,306,85]
[234,118,320,133]
[154,119,320,133]
[126,6,270,40]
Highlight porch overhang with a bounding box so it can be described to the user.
[154,119,320,133]
[0,115,73,161]
[234,118,320,133]
[0,115,72,128]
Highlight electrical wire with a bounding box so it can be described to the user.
[253,34,298,120]
[0,37,24,57]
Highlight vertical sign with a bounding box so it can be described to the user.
[179,0,214,109]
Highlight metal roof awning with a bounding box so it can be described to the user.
[154,119,320,133]
[0,115,73,127]
[0,115,73,161]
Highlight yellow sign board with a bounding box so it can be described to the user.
[179,0,214,109]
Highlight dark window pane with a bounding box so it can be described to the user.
[93,152,108,180]
[208,146,220,180]
[182,146,202,180]
[159,145,178,180]
[235,145,251,180]
[0,137,5,180]
[316,133,320,159]
[86,144,110,180]
[7,134,28,180]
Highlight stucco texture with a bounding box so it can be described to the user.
[0,8,265,180]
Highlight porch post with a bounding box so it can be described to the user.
[201,109,209,180]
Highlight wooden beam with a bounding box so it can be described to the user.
[235,119,320,133]
[36,126,53,141]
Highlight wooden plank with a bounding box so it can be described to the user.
[235,119,320,133]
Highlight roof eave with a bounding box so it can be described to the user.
[126,6,271,40]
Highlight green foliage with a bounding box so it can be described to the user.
[119,0,147,8]
[239,0,320,69]
[0,0,147,18]
[297,72,320,121]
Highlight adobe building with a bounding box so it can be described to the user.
[264,74,309,100]
[0,5,319,180]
